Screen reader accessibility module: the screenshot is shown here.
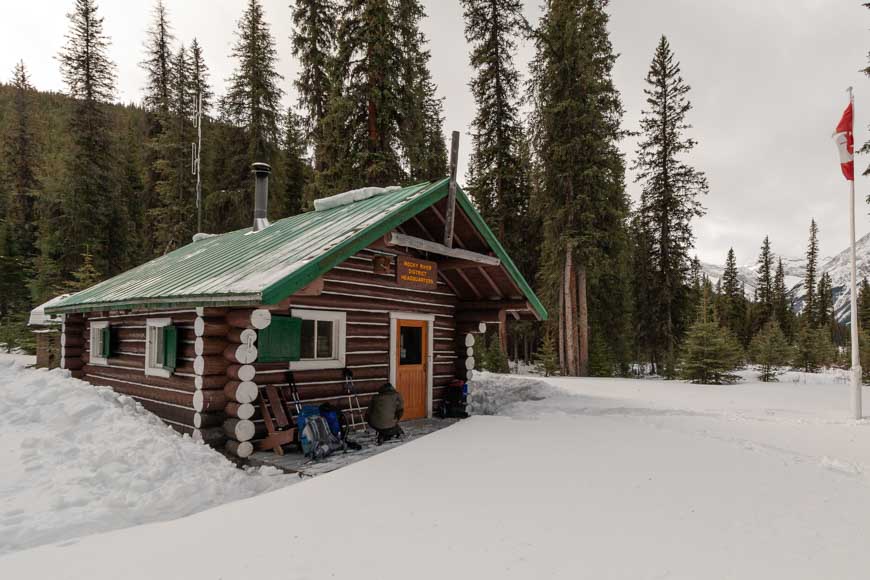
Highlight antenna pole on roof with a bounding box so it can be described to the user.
[444,130,460,248]
[192,91,203,233]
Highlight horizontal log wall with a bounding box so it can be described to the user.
[81,309,200,434]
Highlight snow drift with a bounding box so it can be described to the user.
[313,185,401,211]
[0,358,293,555]
[467,371,556,415]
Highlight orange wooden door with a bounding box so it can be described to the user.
[395,319,428,420]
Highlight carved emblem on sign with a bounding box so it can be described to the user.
[396,257,438,290]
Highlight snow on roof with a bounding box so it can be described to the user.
[313,186,401,212]
[28,294,71,326]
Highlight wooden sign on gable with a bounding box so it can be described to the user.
[396,257,438,290]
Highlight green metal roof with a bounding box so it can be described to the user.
[47,179,548,320]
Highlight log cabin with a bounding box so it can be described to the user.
[46,162,547,459]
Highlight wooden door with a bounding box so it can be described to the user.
[395,319,428,420]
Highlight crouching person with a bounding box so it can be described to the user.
[366,383,404,445]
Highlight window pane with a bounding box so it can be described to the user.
[316,320,333,359]
[400,326,423,365]
[300,319,315,359]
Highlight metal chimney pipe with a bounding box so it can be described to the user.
[251,162,271,232]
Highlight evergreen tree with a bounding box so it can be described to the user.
[395,0,447,182]
[141,0,174,115]
[631,35,708,373]
[533,331,559,377]
[678,287,742,384]
[64,248,103,292]
[748,320,792,382]
[530,0,629,377]
[290,0,337,174]
[1,61,40,326]
[322,0,406,191]
[188,38,213,116]
[803,218,819,326]
[481,333,510,373]
[56,0,118,276]
[281,109,308,216]
[754,236,774,327]
[719,248,747,344]
[222,0,284,162]
[815,271,834,329]
[772,257,794,339]
[793,319,835,372]
[461,0,525,230]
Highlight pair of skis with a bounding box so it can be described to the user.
[283,369,366,432]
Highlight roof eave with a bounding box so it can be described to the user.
[45,293,264,315]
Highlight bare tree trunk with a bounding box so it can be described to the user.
[564,248,579,375]
[559,270,566,374]
[577,266,589,376]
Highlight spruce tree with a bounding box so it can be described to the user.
[772,257,794,339]
[223,0,284,162]
[65,248,103,292]
[188,38,213,116]
[793,319,835,372]
[282,110,308,216]
[803,218,819,326]
[533,332,559,377]
[530,0,629,377]
[748,320,792,382]
[290,0,337,174]
[141,0,174,115]
[679,287,742,385]
[753,235,774,331]
[56,0,118,276]
[322,0,405,191]
[815,271,834,329]
[461,0,526,236]
[720,248,747,344]
[631,35,708,373]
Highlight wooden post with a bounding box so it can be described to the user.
[577,267,589,377]
[443,131,460,248]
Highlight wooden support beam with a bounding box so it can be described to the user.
[439,258,491,271]
[477,267,503,299]
[457,300,529,311]
[385,232,500,267]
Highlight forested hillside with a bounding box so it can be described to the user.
[2,0,869,382]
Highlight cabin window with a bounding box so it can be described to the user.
[288,309,346,370]
[145,318,177,378]
[90,320,110,366]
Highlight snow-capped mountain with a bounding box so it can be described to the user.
[701,231,870,323]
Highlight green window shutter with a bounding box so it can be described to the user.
[258,316,302,363]
[162,325,178,371]
[101,327,111,359]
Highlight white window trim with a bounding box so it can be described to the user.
[90,320,109,366]
[389,312,435,419]
[288,309,347,371]
[145,317,173,378]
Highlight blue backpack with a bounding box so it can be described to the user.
[297,405,343,458]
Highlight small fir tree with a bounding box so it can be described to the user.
[533,332,559,377]
[481,333,510,374]
[748,320,792,382]
[793,319,835,372]
[857,277,870,331]
[65,249,103,292]
[679,288,742,384]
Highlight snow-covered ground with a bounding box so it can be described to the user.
[2,363,870,579]
[0,356,294,555]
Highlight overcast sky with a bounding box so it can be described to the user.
[1,1,868,265]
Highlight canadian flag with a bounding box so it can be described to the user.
[833,100,854,181]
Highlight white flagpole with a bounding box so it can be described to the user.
[847,87,862,420]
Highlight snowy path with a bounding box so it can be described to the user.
[3,369,870,579]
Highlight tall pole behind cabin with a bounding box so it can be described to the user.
[444,131,460,248]
[847,87,862,419]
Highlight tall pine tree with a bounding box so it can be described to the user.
[719,248,747,344]
[56,0,118,277]
[753,235,774,330]
[631,35,708,374]
[803,218,819,327]
[531,0,629,376]
[772,257,794,339]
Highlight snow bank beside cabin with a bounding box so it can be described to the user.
[466,371,557,415]
[313,185,401,211]
[0,357,293,555]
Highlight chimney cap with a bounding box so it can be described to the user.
[251,162,271,173]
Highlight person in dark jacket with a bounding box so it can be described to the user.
[365,383,404,445]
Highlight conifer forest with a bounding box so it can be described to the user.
[1,0,869,383]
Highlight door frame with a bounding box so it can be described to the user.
[389,312,435,419]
